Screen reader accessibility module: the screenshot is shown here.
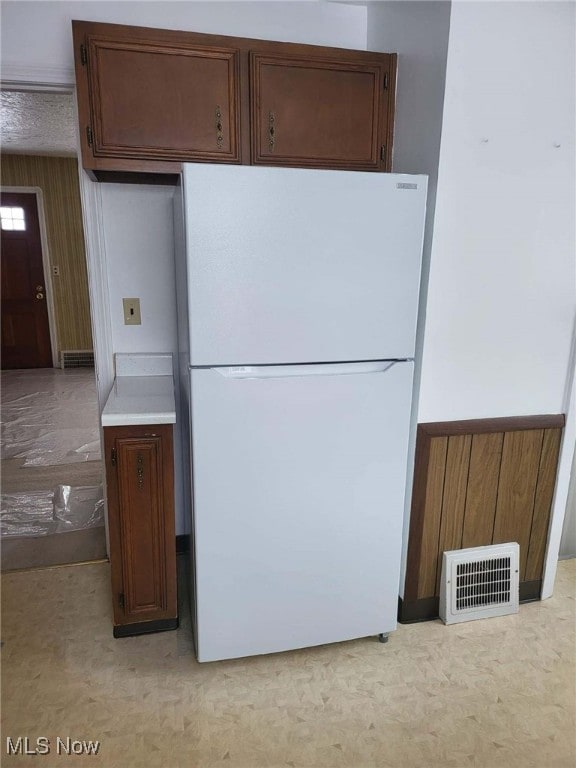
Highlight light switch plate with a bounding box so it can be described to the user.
[123,298,141,325]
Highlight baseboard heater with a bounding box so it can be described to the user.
[60,350,94,369]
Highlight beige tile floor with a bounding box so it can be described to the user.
[2,558,575,768]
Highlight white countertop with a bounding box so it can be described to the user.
[102,375,176,427]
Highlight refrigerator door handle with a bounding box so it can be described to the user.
[211,361,407,379]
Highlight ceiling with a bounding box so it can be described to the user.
[0,90,77,156]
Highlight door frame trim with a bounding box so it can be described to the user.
[1,185,59,367]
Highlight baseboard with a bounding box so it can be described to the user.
[113,617,178,638]
[519,579,542,602]
[398,579,542,623]
[398,596,440,623]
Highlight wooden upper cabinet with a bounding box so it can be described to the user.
[87,39,240,162]
[73,21,242,178]
[250,52,395,171]
[73,21,397,179]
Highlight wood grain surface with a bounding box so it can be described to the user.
[434,434,472,593]
[250,52,386,170]
[404,415,564,609]
[461,432,504,548]
[416,436,448,599]
[493,429,544,578]
[525,428,563,581]
[104,424,177,632]
[73,19,396,178]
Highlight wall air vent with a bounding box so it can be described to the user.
[60,350,94,369]
[439,543,519,625]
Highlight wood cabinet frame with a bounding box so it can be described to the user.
[249,51,392,170]
[104,423,177,637]
[72,20,397,180]
[85,36,241,164]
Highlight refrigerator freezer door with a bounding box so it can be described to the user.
[183,165,427,366]
[190,361,414,662]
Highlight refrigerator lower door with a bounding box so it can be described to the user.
[190,361,414,662]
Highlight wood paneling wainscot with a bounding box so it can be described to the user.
[401,415,565,622]
[0,154,93,358]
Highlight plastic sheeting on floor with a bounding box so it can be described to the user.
[0,485,104,538]
[1,427,101,465]
[1,369,101,466]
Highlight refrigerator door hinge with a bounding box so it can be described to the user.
[118,593,125,610]
[380,145,387,162]
[86,126,94,147]
[80,44,88,66]
[383,72,389,91]
[111,447,117,467]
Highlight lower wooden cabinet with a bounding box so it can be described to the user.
[104,424,177,637]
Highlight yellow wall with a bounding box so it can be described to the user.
[1,154,93,355]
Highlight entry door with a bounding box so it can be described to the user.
[1,192,52,369]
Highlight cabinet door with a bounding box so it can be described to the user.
[250,52,394,171]
[85,36,240,163]
[104,425,176,632]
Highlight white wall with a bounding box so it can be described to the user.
[367,0,451,599]
[0,0,367,84]
[419,1,575,423]
[101,185,177,357]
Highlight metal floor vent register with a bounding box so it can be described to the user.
[60,350,95,369]
[439,543,519,625]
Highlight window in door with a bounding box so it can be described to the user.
[1,206,26,230]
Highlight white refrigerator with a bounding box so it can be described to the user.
[174,164,427,662]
